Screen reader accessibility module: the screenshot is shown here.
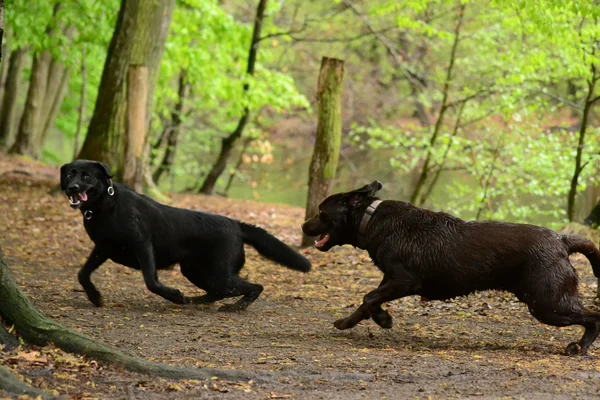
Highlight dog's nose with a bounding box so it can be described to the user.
[67,184,80,193]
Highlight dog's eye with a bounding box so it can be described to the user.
[66,173,72,179]
[83,174,91,181]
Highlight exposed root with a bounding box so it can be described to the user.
[0,364,53,399]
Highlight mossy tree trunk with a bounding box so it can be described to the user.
[301,57,345,247]
[77,0,140,178]
[79,0,174,190]
[198,0,268,195]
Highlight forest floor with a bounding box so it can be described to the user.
[1,154,600,399]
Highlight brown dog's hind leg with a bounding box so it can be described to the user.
[524,263,600,355]
[334,277,388,330]
[566,310,600,355]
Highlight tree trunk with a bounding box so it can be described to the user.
[198,0,268,195]
[36,67,71,157]
[37,26,76,156]
[153,70,187,184]
[129,0,175,196]
[567,70,597,222]
[9,50,51,157]
[584,200,600,228]
[0,48,26,148]
[222,137,252,196]
[123,65,147,192]
[0,37,9,118]
[77,0,140,177]
[73,45,86,159]
[78,0,174,185]
[301,57,345,247]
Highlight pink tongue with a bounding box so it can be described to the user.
[80,192,88,201]
[316,234,330,248]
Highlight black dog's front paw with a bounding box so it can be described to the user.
[86,290,103,307]
[334,317,357,330]
[565,342,583,356]
[371,310,393,329]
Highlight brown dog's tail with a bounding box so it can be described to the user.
[561,235,600,278]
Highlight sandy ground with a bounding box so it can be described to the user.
[1,154,600,399]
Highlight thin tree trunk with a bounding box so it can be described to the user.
[198,0,268,195]
[77,0,140,176]
[419,101,466,205]
[567,57,597,222]
[409,3,466,206]
[73,45,86,159]
[9,50,51,157]
[0,48,26,148]
[301,57,345,247]
[153,69,188,184]
[36,68,71,157]
[123,65,147,192]
[36,27,76,156]
[222,136,252,196]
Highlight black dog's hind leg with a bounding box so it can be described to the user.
[334,277,388,330]
[136,243,187,304]
[217,276,264,312]
[78,246,108,307]
[188,293,227,305]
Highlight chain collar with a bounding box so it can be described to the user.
[82,182,115,221]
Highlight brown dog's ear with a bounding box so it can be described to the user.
[348,180,383,206]
[355,180,383,195]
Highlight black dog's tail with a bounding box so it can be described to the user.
[561,235,600,278]
[239,222,311,272]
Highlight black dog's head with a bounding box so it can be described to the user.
[60,160,113,210]
[302,180,383,251]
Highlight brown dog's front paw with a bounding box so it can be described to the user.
[372,311,393,329]
[87,290,103,307]
[565,342,582,356]
[334,317,356,330]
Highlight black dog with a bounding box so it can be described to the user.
[61,159,311,311]
[302,180,600,355]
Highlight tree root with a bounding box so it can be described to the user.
[0,364,53,399]
[0,248,268,384]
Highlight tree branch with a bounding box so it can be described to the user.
[341,0,427,91]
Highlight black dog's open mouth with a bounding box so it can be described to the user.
[69,192,88,209]
[315,233,331,249]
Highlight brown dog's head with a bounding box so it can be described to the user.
[302,180,383,251]
[60,160,113,210]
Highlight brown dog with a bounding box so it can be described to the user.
[302,181,600,355]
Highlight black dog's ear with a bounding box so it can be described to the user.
[94,162,113,179]
[59,164,68,191]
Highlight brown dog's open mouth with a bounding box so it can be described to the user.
[315,233,331,248]
[69,192,88,209]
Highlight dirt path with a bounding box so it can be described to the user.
[1,155,599,399]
